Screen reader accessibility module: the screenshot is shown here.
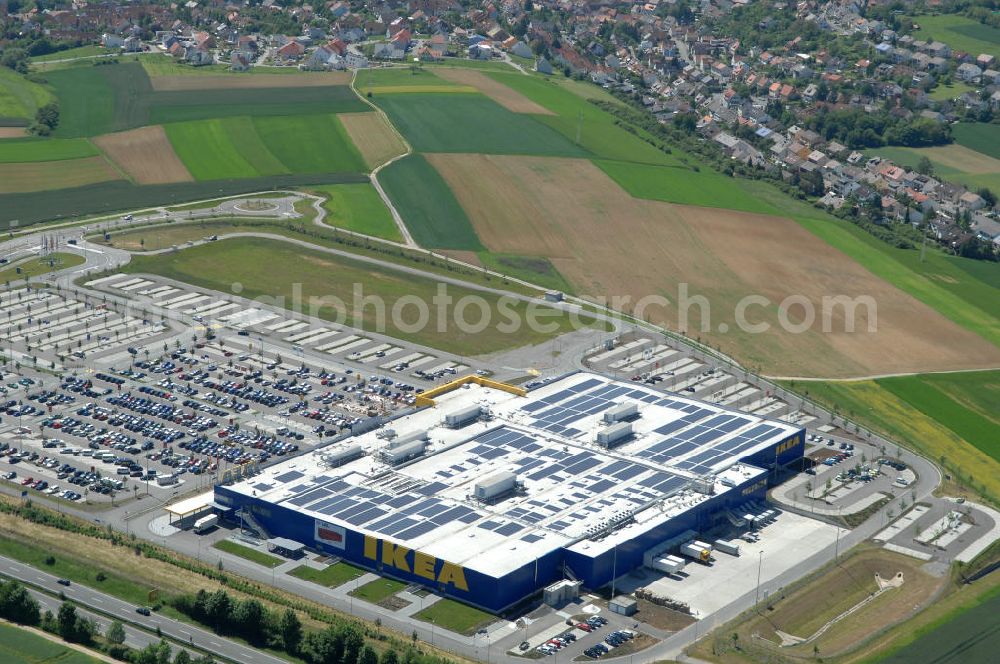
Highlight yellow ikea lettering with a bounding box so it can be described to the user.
[382,542,411,573]
[364,535,378,561]
[413,551,436,581]
[437,561,469,591]
[364,538,470,591]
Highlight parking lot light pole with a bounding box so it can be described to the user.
[755,550,763,609]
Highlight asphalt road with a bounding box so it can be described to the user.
[0,554,287,664]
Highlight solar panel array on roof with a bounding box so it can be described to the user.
[673,423,782,474]
[522,380,664,436]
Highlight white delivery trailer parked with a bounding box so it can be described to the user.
[680,540,712,563]
[193,514,218,534]
[714,539,741,556]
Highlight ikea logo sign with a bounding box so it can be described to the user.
[742,479,768,496]
[775,435,802,456]
[363,536,469,591]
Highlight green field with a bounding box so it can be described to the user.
[0,138,98,163]
[375,93,586,156]
[46,65,134,138]
[878,586,1000,664]
[0,253,85,283]
[912,14,1000,60]
[953,122,1000,160]
[379,154,483,249]
[31,45,110,62]
[596,159,781,214]
[348,577,407,604]
[212,539,284,568]
[0,622,104,664]
[485,71,682,166]
[311,183,401,241]
[414,598,494,635]
[0,68,55,124]
[47,62,366,137]
[289,562,366,587]
[0,172,367,227]
[877,371,1000,461]
[787,371,1000,502]
[165,115,366,181]
[121,237,595,354]
[253,114,365,173]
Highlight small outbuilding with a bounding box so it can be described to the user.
[610,595,638,616]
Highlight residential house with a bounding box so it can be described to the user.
[956,62,983,82]
[276,40,305,61]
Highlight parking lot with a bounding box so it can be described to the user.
[584,333,816,430]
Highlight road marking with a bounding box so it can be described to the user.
[76,246,105,255]
[92,598,102,603]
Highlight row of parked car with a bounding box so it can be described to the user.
[535,616,611,657]
[584,630,635,658]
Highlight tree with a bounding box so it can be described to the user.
[977,187,997,208]
[380,650,400,664]
[916,156,934,176]
[205,590,232,632]
[0,580,40,625]
[57,603,79,641]
[359,645,379,664]
[279,609,302,655]
[106,619,126,645]
[233,599,268,645]
[174,651,192,664]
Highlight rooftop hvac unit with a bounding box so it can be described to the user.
[603,402,638,424]
[445,405,481,429]
[474,471,517,501]
[387,429,428,449]
[596,421,632,448]
[322,445,363,468]
[381,439,427,465]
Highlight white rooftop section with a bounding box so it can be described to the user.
[224,373,797,576]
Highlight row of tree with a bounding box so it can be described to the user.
[174,588,426,664]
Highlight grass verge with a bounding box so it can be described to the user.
[212,540,284,568]
[288,563,365,588]
[413,598,494,636]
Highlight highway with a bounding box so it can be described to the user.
[0,555,287,664]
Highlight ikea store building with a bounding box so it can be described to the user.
[215,372,804,612]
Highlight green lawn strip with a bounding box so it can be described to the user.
[0,138,98,163]
[289,562,365,587]
[595,159,782,214]
[165,118,261,180]
[254,114,366,174]
[375,93,587,156]
[309,183,401,241]
[212,540,283,568]
[876,373,1000,461]
[31,45,110,62]
[476,252,575,295]
[379,154,484,250]
[348,577,407,604]
[413,598,494,635]
[0,253,84,283]
[95,216,542,298]
[355,67,460,91]
[483,71,681,166]
[928,81,978,101]
[863,146,964,178]
[952,122,1000,160]
[0,622,104,664]
[165,192,291,212]
[120,236,598,355]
